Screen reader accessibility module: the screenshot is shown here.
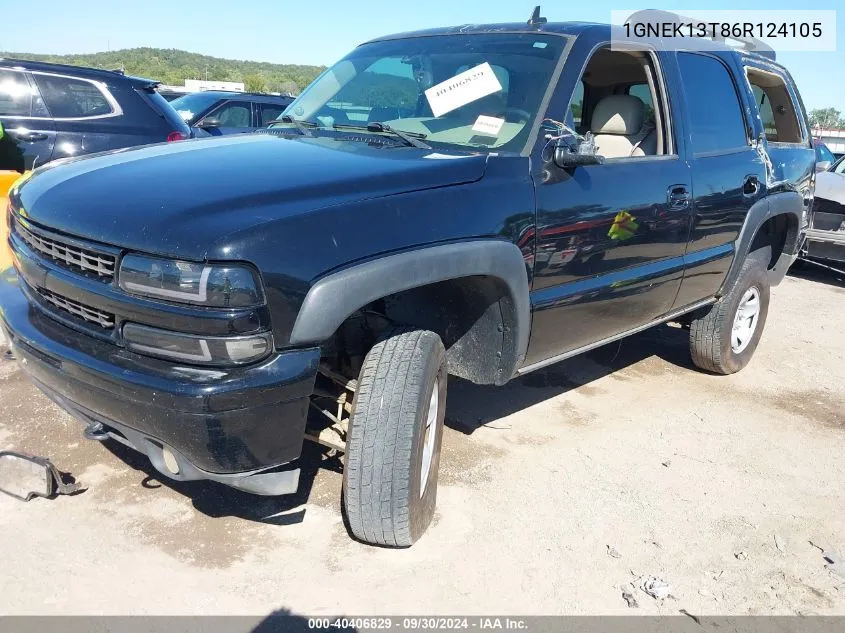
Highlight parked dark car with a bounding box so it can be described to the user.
[157,88,190,102]
[0,58,190,172]
[169,91,295,136]
[1,11,814,547]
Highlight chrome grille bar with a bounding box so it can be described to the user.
[15,221,116,279]
[37,288,115,329]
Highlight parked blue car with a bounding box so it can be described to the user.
[170,91,295,136]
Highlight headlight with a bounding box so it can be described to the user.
[123,323,273,366]
[119,254,263,307]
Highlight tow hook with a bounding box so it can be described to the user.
[83,422,110,442]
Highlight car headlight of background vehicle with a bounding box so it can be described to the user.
[123,323,273,366]
[119,254,263,307]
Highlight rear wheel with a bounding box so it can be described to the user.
[342,327,447,547]
[689,255,770,375]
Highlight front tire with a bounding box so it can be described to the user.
[689,255,770,375]
[343,328,447,547]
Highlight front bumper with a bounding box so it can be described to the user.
[0,269,320,495]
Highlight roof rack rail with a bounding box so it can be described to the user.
[624,10,776,61]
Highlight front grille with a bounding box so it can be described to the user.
[15,221,116,280]
[37,288,115,329]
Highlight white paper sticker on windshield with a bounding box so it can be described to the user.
[472,115,505,136]
[424,62,503,118]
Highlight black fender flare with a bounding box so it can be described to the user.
[718,191,804,295]
[289,240,531,372]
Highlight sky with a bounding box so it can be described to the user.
[0,0,842,111]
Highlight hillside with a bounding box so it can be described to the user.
[0,47,325,94]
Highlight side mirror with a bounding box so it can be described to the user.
[553,136,605,169]
[816,160,832,172]
[0,451,81,501]
[198,118,221,129]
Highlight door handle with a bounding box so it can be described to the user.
[667,185,691,210]
[743,175,760,197]
[10,129,48,143]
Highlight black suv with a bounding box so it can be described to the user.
[0,58,190,171]
[169,91,295,136]
[1,12,814,547]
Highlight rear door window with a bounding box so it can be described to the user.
[32,74,114,118]
[209,101,252,127]
[677,53,748,155]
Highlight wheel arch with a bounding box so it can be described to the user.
[289,240,531,385]
[719,191,804,295]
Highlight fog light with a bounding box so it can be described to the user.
[123,323,272,366]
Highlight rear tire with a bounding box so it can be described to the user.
[689,254,770,375]
[342,327,447,547]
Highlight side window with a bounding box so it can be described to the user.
[0,70,37,116]
[677,53,748,155]
[32,74,113,118]
[569,80,584,128]
[569,47,668,158]
[747,68,803,143]
[210,101,252,127]
[259,104,285,126]
[626,83,655,121]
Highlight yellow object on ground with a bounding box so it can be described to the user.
[0,170,26,271]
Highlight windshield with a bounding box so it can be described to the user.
[169,92,223,123]
[279,33,567,152]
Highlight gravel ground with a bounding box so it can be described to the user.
[1,266,844,617]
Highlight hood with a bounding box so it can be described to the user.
[13,134,487,260]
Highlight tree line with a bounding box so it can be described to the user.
[809,108,845,130]
[1,47,326,95]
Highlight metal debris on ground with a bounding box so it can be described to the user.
[774,533,786,553]
[826,556,845,580]
[661,460,671,467]
[679,609,701,624]
[640,576,671,600]
[621,589,639,608]
[735,551,748,560]
[607,545,622,559]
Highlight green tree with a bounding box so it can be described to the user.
[809,107,845,129]
[244,73,267,93]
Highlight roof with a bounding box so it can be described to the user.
[0,57,158,86]
[365,21,602,43]
[364,21,780,64]
[176,90,294,102]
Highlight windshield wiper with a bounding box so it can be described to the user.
[334,122,431,149]
[269,115,319,137]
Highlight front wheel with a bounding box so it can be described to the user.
[342,328,447,547]
[689,256,770,374]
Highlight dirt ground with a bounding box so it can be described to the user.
[1,265,844,617]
